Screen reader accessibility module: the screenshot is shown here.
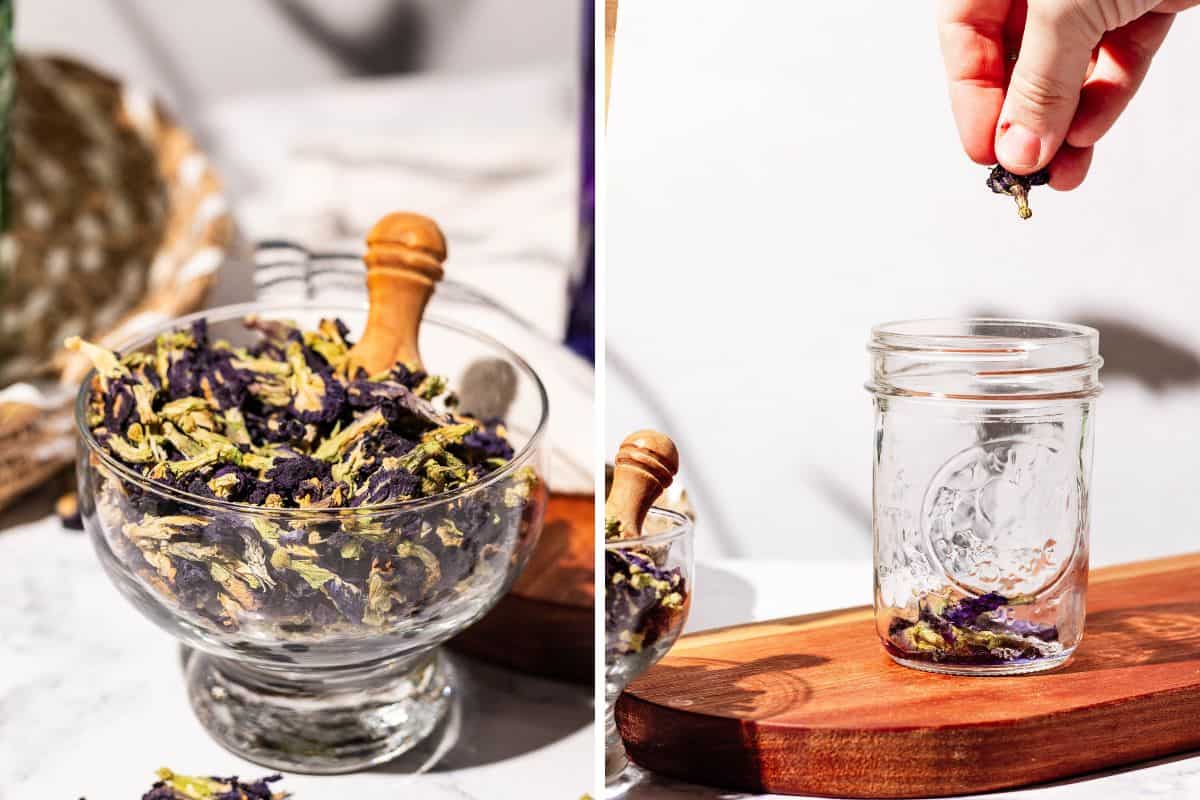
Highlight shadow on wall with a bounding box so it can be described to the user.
[974,310,1200,392]
[269,0,467,75]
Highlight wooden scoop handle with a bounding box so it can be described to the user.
[347,212,447,376]
[605,429,679,538]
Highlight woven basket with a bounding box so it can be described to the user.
[0,54,232,511]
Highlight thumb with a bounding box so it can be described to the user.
[996,3,1098,174]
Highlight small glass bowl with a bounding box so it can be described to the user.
[604,507,694,794]
[75,302,549,773]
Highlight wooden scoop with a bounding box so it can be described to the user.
[346,212,448,376]
[605,429,679,539]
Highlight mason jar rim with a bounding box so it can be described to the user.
[74,301,550,518]
[870,318,1098,350]
[867,318,1102,401]
[605,507,693,549]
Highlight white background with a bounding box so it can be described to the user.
[607,2,1200,566]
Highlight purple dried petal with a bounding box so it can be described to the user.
[265,456,331,494]
[462,427,515,461]
[942,591,1007,629]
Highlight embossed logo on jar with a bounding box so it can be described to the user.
[922,438,1079,597]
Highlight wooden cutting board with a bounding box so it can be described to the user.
[451,492,593,684]
[617,553,1200,798]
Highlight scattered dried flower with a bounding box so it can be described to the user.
[138,767,288,799]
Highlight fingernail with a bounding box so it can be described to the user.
[996,122,1042,172]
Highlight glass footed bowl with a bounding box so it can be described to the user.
[75,302,549,774]
[604,507,694,793]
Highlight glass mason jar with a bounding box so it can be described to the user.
[867,319,1101,676]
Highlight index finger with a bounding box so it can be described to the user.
[937,0,1013,164]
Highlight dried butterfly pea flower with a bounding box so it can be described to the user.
[57,492,84,530]
[887,591,1060,665]
[139,767,288,800]
[345,377,447,427]
[71,315,539,635]
[605,546,688,660]
[987,165,1051,219]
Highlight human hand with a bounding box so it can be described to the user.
[938,0,1199,189]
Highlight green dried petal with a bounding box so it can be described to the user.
[161,397,212,429]
[153,768,229,800]
[234,531,275,591]
[122,514,209,540]
[164,541,224,562]
[436,519,465,548]
[396,541,442,593]
[422,421,476,448]
[222,407,251,446]
[504,466,538,508]
[246,376,292,407]
[285,340,329,415]
[242,445,284,473]
[423,461,471,493]
[396,441,441,474]
[314,407,387,461]
[166,442,243,476]
[65,336,129,388]
[365,563,396,625]
[136,541,178,583]
[208,471,242,498]
[128,382,158,425]
[270,550,339,590]
[251,517,284,545]
[162,422,205,459]
[333,441,374,487]
[209,562,259,607]
[123,352,156,369]
[619,629,646,653]
[416,374,448,400]
[304,320,349,371]
[604,516,623,540]
[108,434,154,463]
[231,349,292,378]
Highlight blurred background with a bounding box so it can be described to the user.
[1,0,593,513]
[606,2,1200,576]
[17,0,585,326]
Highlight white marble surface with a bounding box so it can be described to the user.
[0,500,593,800]
[620,558,1200,800]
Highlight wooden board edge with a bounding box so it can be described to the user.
[619,682,1200,797]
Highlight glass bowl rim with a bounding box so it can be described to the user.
[74,300,550,518]
[605,507,693,549]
